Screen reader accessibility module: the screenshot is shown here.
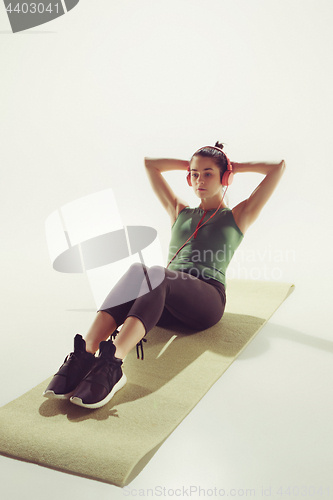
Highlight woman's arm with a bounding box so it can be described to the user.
[232,160,285,176]
[144,158,189,224]
[231,160,286,234]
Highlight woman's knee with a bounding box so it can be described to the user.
[125,263,151,284]
[128,262,148,274]
[146,265,166,289]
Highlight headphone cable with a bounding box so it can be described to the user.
[166,185,229,268]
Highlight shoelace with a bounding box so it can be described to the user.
[136,337,147,360]
[111,329,119,341]
[111,328,147,361]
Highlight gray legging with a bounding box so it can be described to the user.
[98,263,226,350]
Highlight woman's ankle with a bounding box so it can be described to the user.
[84,339,97,355]
[114,345,125,360]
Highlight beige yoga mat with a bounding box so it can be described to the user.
[0,279,294,487]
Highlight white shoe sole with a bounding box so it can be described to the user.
[43,389,75,400]
[69,373,127,409]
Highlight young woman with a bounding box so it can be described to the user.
[43,143,285,409]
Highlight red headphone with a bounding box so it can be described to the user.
[186,145,234,187]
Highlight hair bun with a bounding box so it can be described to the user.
[214,141,224,150]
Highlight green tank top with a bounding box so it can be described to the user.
[167,207,244,288]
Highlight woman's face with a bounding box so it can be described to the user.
[190,156,222,199]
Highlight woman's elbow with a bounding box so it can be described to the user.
[144,157,152,168]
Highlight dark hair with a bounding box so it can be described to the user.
[191,141,228,183]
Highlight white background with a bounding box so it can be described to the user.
[0,1,332,499]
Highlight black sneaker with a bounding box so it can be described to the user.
[43,334,96,400]
[70,339,126,409]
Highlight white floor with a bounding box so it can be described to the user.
[1,1,333,499]
[1,283,332,500]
